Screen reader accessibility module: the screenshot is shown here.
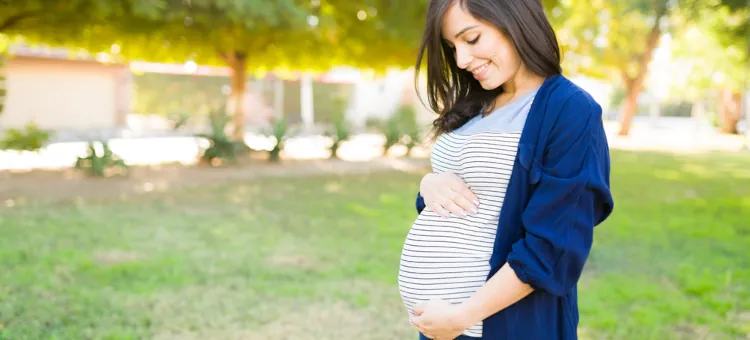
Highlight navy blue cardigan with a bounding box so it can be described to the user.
[415,75,614,339]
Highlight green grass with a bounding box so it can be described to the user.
[1,150,749,339]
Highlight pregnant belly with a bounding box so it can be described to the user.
[397,211,495,315]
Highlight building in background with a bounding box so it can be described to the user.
[0,44,131,135]
[0,44,474,139]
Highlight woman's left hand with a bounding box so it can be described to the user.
[409,299,470,340]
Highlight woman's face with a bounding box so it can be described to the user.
[441,2,522,90]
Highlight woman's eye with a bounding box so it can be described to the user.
[468,35,480,45]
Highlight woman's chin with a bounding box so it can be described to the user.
[479,78,503,90]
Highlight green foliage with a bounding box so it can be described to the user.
[325,96,351,159]
[660,100,693,117]
[314,1,428,70]
[667,1,749,99]
[609,86,626,109]
[312,82,356,124]
[0,0,150,59]
[404,128,422,157]
[1,1,101,34]
[551,1,669,81]
[196,106,247,166]
[268,117,288,162]
[551,0,748,95]
[328,118,351,160]
[132,73,230,117]
[74,140,128,177]
[382,116,403,155]
[374,104,422,156]
[170,112,191,130]
[4,0,429,71]
[714,0,750,53]
[0,122,53,151]
[398,105,422,156]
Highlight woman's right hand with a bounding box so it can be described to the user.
[420,172,480,218]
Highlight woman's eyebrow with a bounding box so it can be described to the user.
[454,25,479,38]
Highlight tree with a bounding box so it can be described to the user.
[550,0,672,136]
[551,0,750,135]
[713,0,750,134]
[101,0,428,141]
[667,0,749,133]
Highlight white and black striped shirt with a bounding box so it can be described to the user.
[398,89,538,338]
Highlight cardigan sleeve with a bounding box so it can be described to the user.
[416,192,426,214]
[506,92,614,296]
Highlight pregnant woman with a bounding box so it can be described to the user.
[397,1,615,339]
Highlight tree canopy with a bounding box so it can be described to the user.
[549,0,749,135]
[668,0,749,133]
[669,1,749,98]
[59,0,430,72]
[3,0,747,136]
[0,0,430,137]
[120,0,428,139]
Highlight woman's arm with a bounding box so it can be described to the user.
[455,263,534,327]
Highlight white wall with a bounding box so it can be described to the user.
[345,69,435,128]
[0,57,125,130]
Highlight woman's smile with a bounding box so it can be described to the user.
[469,61,491,80]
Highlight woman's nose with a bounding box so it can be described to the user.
[455,46,473,70]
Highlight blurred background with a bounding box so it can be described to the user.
[0,0,748,339]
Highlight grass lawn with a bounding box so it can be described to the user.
[1,150,749,339]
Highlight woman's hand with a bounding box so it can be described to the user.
[409,299,470,340]
[420,172,479,218]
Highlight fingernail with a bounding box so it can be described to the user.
[460,210,467,217]
[470,207,478,214]
[473,199,480,205]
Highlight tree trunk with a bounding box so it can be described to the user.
[618,79,641,136]
[617,4,668,136]
[718,87,741,134]
[225,51,248,142]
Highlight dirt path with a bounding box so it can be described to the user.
[0,158,429,203]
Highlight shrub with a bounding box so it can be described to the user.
[326,97,351,159]
[382,117,403,155]
[196,107,247,166]
[0,122,53,152]
[74,140,128,177]
[268,117,288,162]
[328,116,351,159]
[376,104,422,156]
[404,126,422,156]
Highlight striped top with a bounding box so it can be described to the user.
[398,89,538,338]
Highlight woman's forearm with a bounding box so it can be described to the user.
[457,263,534,327]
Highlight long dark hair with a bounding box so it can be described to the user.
[415,0,562,137]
